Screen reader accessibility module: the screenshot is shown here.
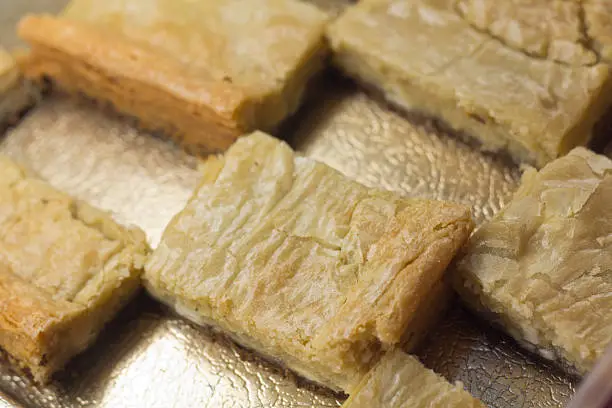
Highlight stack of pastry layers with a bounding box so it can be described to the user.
[2,0,612,406]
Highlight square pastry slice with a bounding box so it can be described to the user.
[343,349,485,408]
[0,48,37,127]
[0,157,148,383]
[17,0,329,152]
[327,0,612,167]
[456,148,612,375]
[144,131,473,392]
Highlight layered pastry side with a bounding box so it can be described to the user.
[17,0,329,152]
[144,131,474,392]
[0,48,37,128]
[327,0,612,167]
[343,349,485,408]
[0,157,148,383]
[455,148,612,375]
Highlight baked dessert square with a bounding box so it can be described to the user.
[343,349,485,408]
[144,131,473,392]
[455,147,612,375]
[327,0,612,167]
[0,48,37,127]
[17,0,329,152]
[0,157,148,383]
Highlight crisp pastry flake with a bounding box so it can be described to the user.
[456,147,612,374]
[343,349,485,408]
[0,156,148,383]
[144,131,473,392]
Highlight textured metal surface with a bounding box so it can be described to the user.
[0,394,18,408]
[286,78,520,225]
[0,0,580,407]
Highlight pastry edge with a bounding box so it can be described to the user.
[343,348,486,408]
[0,266,142,383]
[143,275,453,393]
[18,15,245,152]
[0,162,149,383]
[453,269,586,377]
[451,147,612,375]
[327,25,612,168]
[17,15,328,153]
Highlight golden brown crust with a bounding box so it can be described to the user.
[0,269,76,379]
[310,201,473,389]
[0,157,148,383]
[17,0,329,152]
[18,15,246,152]
[320,202,473,345]
[144,131,473,392]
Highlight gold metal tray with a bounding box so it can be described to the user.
[0,1,581,407]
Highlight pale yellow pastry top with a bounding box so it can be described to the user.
[145,131,473,391]
[327,0,612,166]
[343,349,485,408]
[457,0,596,66]
[456,0,612,64]
[60,0,329,98]
[457,147,612,373]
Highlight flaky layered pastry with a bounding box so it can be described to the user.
[144,131,473,392]
[343,349,485,408]
[17,0,329,152]
[456,148,612,374]
[327,0,612,167]
[0,157,148,383]
[0,48,36,127]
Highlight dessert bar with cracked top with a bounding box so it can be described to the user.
[343,349,485,408]
[144,131,473,392]
[455,147,612,375]
[0,48,37,127]
[17,0,329,153]
[0,157,148,383]
[327,0,612,167]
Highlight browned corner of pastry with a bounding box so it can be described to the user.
[0,157,148,384]
[15,0,330,155]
